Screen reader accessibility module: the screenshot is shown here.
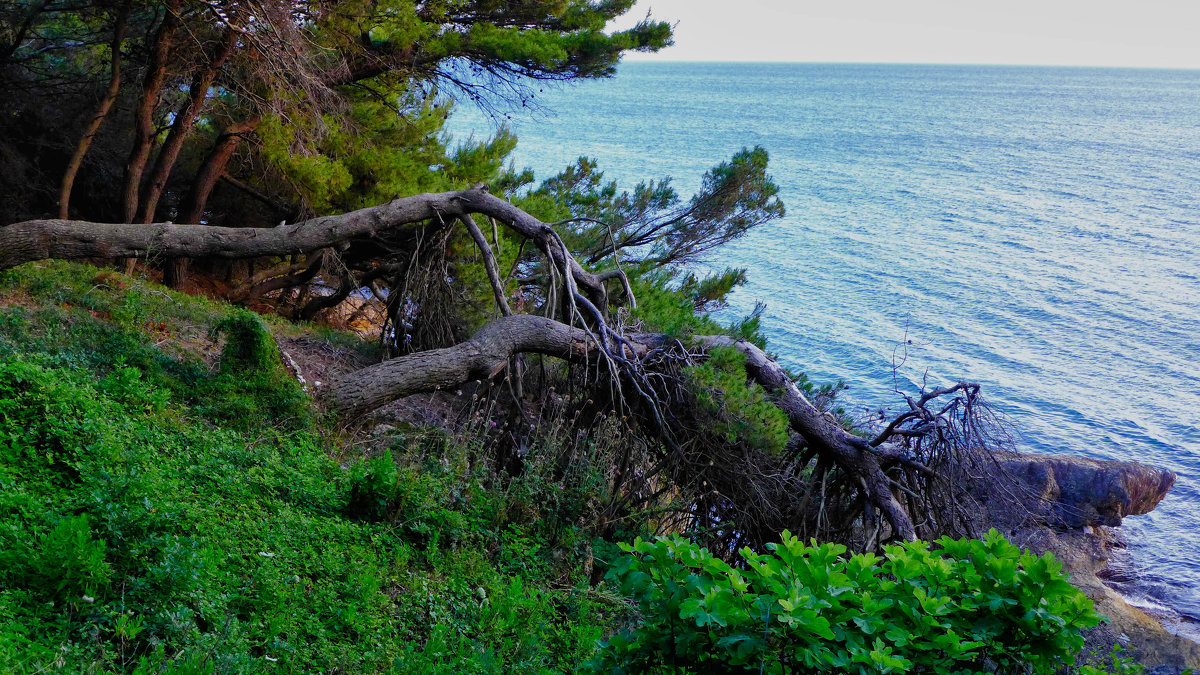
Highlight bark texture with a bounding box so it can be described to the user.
[137,28,239,224]
[3,188,612,307]
[122,0,179,224]
[325,315,598,416]
[695,336,918,540]
[178,117,262,225]
[58,3,130,219]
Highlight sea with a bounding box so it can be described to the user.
[448,62,1200,625]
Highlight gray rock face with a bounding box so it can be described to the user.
[981,454,1198,671]
[987,453,1176,528]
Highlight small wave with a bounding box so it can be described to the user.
[998,239,1036,252]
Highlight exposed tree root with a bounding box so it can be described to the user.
[2,188,1004,546]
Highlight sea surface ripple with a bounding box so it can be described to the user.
[450,62,1200,619]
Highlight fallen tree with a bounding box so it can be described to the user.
[0,187,1003,548]
[320,311,994,544]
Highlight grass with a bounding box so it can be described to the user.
[0,262,625,673]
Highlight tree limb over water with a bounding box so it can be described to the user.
[1,188,1001,545]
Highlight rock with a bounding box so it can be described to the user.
[969,452,1196,671]
[981,452,1176,528]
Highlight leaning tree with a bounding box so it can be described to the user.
[0,0,672,285]
[1,0,1007,551]
[0,175,1007,550]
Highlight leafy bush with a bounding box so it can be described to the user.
[213,310,277,375]
[588,529,1102,674]
[22,515,112,605]
[197,309,311,428]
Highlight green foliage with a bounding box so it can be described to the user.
[687,346,790,455]
[628,269,726,337]
[589,529,1102,674]
[522,147,784,270]
[0,0,672,222]
[679,268,748,313]
[255,98,522,217]
[18,515,112,605]
[1079,646,1147,675]
[200,310,310,429]
[213,310,275,374]
[0,261,626,673]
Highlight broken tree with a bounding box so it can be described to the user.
[0,186,1005,548]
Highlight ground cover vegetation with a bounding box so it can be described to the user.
[0,1,1146,672]
[0,260,1121,674]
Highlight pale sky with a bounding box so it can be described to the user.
[612,1,1200,69]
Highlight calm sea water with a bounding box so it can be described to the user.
[450,63,1200,620]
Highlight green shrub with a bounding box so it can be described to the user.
[26,515,112,605]
[686,346,790,454]
[213,310,276,375]
[1079,645,1146,675]
[0,357,119,480]
[588,529,1102,674]
[345,450,408,521]
[196,310,310,429]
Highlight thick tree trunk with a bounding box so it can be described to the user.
[320,314,917,540]
[323,315,599,416]
[138,28,239,224]
[58,3,130,220]
[1,187,611,308]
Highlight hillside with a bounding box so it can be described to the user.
[0,261,1171,674]
[0,261,629,672]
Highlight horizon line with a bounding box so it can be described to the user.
[618,58,1200,72]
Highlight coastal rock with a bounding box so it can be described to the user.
[1007,526,1200,673]
[973,453,1196,671]
[982,452,1176,528]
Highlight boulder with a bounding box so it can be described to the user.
[972,453,1197,671]
[979,452,1175,528]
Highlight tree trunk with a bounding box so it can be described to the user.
[165,116,261,289]
[2,187,612,308]
[178,117,261,224]
[137,27,239,224]
[323,314,603,416]
[58,2,130,219]
[122,0,179,225]
[694,335,918,541]
[318,313,917,540]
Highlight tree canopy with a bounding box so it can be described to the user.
[0,0,672,226]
